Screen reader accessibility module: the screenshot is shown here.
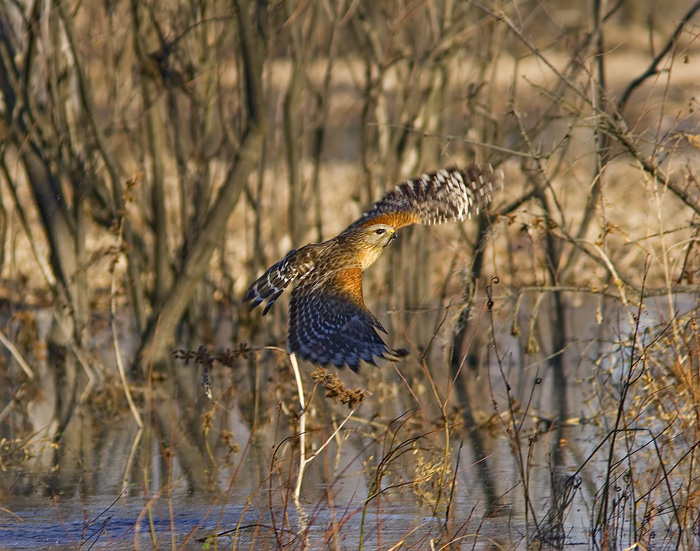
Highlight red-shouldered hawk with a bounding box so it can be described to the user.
[245,165,504,371]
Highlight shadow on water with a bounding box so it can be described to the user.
[1,293,699,550]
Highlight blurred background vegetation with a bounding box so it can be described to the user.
[0,0,699,547]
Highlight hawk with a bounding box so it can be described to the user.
[245,165,504,371]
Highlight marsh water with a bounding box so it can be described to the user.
[2,294,699,550]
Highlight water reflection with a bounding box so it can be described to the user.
[2,294,699,549]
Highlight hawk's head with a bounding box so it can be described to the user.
[350,223,396,269]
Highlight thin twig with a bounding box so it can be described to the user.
[617,0,700,111]
[0,329,34,380]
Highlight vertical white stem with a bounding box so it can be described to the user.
[290,353,306,503]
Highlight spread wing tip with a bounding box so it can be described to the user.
[386,347,409,361]
[356,163,504,228]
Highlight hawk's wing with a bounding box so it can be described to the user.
[287,267,406,371]
[244,243,318,315]
[352,165,504,230]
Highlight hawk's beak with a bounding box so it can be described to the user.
[384,230,397,247]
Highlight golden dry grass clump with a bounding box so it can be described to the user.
[311,367,370,409]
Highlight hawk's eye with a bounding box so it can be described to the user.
[375,228,386,235]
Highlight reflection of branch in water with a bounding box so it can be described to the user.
[537,470,582,548]
[293,497,310,550]
[111,230,142,428]
[77,491,126,549]
[120,427,143,494]
[196,523,294,544]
